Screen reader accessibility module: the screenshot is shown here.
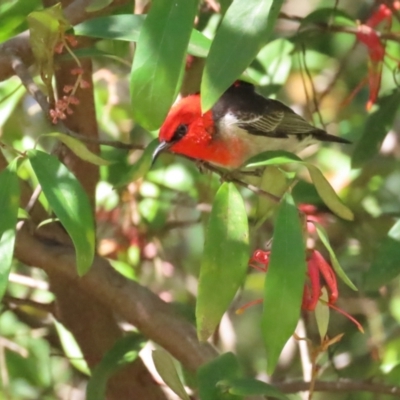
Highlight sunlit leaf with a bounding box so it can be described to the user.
[313,221,357,290]
[245,150,354,220]
[218,377,289,399]
[197,353,240,400]
[315,287,329,340]
[262,193,306,374]
[0,159,20,300]
[307,164,353,221]
[74,15,211,58]
[196,183,249,341]
[85,0,113,12]
[152,349,189,400]
[43,132,110,166]
[87,333,146,400]
[54,320,90,375]
[201,0,284,111]
[255,166,288,225]
[249,38,294,95]
[27,4,71,87]
[28,150,95,275]
[130,0,198,130]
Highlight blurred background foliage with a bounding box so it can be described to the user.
[1,0,400,399]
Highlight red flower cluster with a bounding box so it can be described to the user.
[355,2,399,109]
[245,248,363,331]
[249,249,337,311]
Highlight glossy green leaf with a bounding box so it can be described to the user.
[313,221,357,290]
[364,219,400,290]
[352,91,400,168]
[85,0,113,12]
[249,38,294,94]
[245,150,354,221]
[307,165,353,221]
[54,320,90,375]
[201,0,284,111]
[130,0,198,130]
[74,15,211,58]
[0,159,20,300]
[27,4,71,87]
[196,183,249,341]
[315,288,329,340]
[255,166,288,225]
[115,139,159,187]
[152,349,189,400]
[262,193,306,374]
[197,353,241,400]
[86,333,146,400]
[245,150,302,167]
[28,150,95,275]
[218,378,289,399]
[43,133,110,166]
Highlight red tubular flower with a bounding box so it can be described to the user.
[243,249,363,332]
[354,4,397,110]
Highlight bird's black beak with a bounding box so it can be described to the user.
[152,140,172,166]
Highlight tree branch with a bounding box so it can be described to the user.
[14,226,218,373]
[275,379,400,397]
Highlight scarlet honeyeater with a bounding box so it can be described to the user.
[153,81,350,167]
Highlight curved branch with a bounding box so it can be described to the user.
[14,226,218,373]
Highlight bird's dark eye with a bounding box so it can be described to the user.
[172,124,188,141]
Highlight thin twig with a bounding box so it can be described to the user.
[200,161,282,203]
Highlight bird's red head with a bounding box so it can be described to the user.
[153,92,249,168]
[153,94,216,163]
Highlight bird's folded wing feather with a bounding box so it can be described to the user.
[237,110,284,137]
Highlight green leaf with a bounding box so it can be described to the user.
[74,15,211,58]
[43,133,110,166]
[85,0,113,12]
[87,333,146,400]
[0,159,20,300]
[364,219,400,290]
[245,150,354,221]
[152,349,189,400]
[54,320,90,375]
[315,288,330,340]
[218,377,289,399]
[196,183,249,341]
[115,139,159,187]
[313,221,357,291]
[255,166,288,225]
[352,91,400,168]
[201,0,284,111]
[74,14,145,41]
[27,4,71,87]
[248,38,294,94]
[197,353,241,400]
[306,164,353,221]
[130,0,199,130]
[245,150,302,167]
[28,150,95,275]
[262,193,306,374]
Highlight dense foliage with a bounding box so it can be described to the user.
[1,0,400,399]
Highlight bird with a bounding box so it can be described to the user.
[153,80,350,169]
